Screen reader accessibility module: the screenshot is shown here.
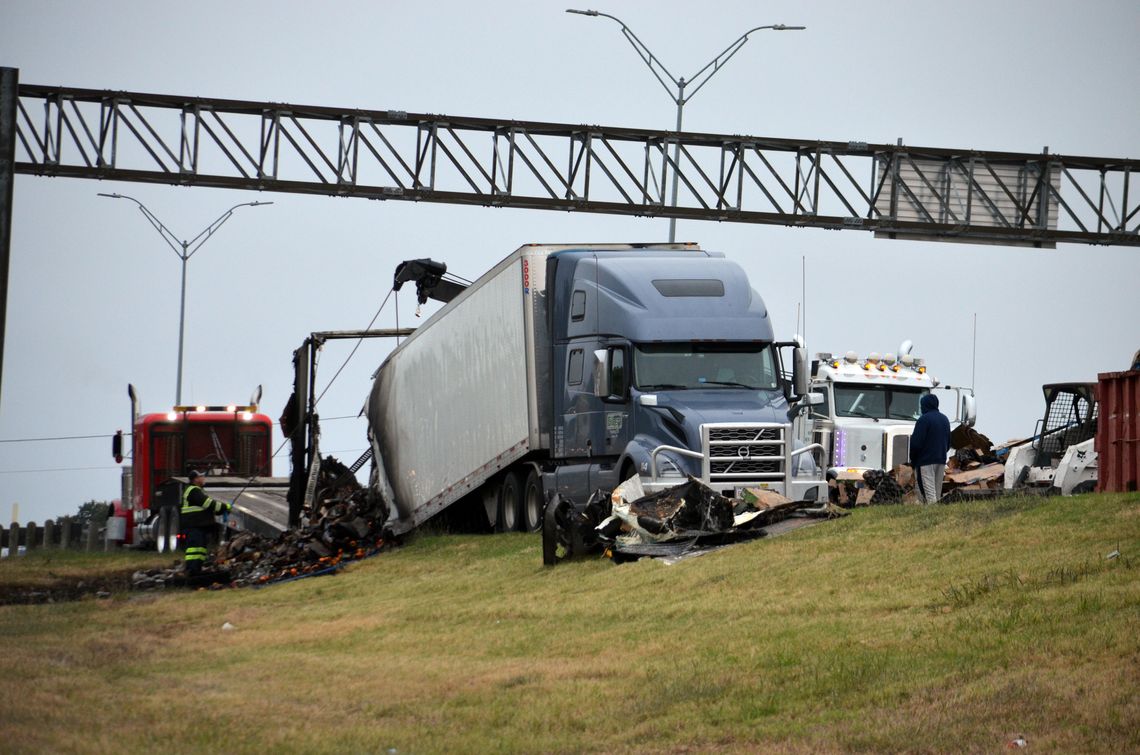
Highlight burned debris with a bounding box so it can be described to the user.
[543,476,838,565]
[131,456,397,591]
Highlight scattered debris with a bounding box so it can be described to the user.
[221,621,236,631]
[543,476,840,565]
[861,469,908,504]
[131,458,399,591]
[826,425,1012,507]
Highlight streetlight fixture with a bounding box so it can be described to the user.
[566,9,804,242]
[97,193,272,405]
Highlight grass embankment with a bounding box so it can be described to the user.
[1,494,1137,754]
[0,548,172,602]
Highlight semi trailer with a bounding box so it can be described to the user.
[365,243,827,535]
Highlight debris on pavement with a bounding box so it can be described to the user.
[543,476,841,566]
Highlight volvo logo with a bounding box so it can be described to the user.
[737,446,751,459]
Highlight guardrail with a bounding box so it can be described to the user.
[0,517,108,556]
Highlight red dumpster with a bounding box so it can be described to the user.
[1096,369,1140,493]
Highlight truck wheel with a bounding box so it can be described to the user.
[481,485,500,532]
[498,472,523,532]
[542,494,572,565]
[155,509,169,554]
[522,468,544,533]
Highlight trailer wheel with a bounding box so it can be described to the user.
[542,494,574,565]
[498,472,523,532]
[522,468,544,533]
[481,485,500,532]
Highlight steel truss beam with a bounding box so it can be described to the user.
[12,82,1140,247]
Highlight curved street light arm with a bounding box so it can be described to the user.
[184,201,273,260]
[683,24,805,103]
[97,192,184,259]
[567,9,682,104]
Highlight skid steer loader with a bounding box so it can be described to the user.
[1003,382,1098,495]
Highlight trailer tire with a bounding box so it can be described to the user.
[522,468,544,533]
[481,485,500,532]
[498,472,523,533]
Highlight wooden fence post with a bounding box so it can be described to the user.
[60,516,71,550]
[25,521,37,552]
[43,519,55,550]
[85,519,97,552]
[6,523,17,556]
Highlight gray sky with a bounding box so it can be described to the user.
[2,0,1138,524]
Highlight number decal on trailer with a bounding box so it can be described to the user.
[522,258,530,294]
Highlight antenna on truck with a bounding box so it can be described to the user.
[801,255,806,345]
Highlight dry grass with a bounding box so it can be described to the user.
[0,493,1137,754]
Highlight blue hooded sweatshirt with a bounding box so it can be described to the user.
[909,393,951,467]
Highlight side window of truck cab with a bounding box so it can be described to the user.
[570,290,587,322]
[810,383,831,420]
[568,348,584,386]
[608,347,627,400]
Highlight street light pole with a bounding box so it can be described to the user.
[97,193,272,405]
[566,9,804,242]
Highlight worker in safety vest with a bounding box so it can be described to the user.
[180,470,232,575]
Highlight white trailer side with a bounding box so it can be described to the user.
[366,248,550,534]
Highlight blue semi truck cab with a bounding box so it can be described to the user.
[544,247,826,504]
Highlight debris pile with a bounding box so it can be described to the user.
[942,424,1007,499]
[828,424,1010,506]
[543,476,838,565]
[132,456,397,591]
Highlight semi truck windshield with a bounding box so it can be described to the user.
[634,343,779,391]
[833,385,927,420]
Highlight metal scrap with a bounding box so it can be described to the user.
[543,476,839,565]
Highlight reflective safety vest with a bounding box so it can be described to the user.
[180,484,231,528]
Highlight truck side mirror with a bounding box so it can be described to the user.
[593,349,610,398]
[112,430,123,464]
[792,346,809,397]
[961,394,977,427]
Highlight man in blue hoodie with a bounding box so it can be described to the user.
[909,393,951,503]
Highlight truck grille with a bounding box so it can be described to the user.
[703,423,786,483]
[709,426,782,442]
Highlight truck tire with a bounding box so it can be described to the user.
[522,468,544,533]
[498,472,523,533]
[481,485,500,532]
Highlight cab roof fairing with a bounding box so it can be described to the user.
[555,251,774,344]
